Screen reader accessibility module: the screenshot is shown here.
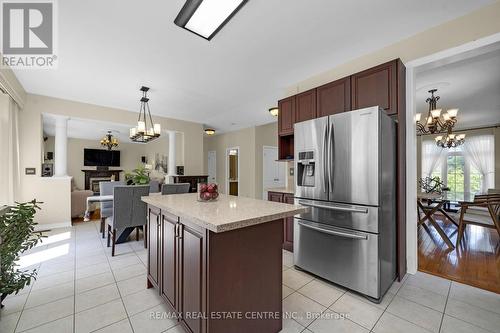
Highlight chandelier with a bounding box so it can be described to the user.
[435,131,466,149]
[129,86,161,143]
[416,89,459,134]
[100,131,118,150]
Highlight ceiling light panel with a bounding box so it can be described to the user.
[175,0,248,40]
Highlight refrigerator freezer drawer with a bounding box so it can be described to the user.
[295,199,379,233]
[294,218,380,299]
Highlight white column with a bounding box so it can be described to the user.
[54,116,69,177]
[166,131,177,183]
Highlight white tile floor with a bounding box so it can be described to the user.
[1,221,499,333]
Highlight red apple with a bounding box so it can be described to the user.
[211,192,219,200]
[201,192,212,201]
[207,183,216,193]
[199,184,208,193]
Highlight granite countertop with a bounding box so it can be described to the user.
[266,187,295,194]
[142,193,307,233]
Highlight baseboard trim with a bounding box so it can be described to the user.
[34,222,72,231]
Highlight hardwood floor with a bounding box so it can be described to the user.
[418,214,500,293]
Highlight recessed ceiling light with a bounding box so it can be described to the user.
[174,0,248,40]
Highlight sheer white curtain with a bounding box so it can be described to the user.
[462,134,495,193]
[0,92,20,205]
[421,138,444,179]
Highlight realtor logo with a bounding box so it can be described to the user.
[1,0,57,68]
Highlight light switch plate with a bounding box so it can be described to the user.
[25,168,36,175]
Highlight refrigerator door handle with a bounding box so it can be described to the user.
[298,221,368,240]
[298,200,369,214]
[328,122,334,191]
[323,123,328,192]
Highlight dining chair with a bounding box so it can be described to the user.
[106,185,150,256]
[161,183,191,195]
[99,181,125,238]
[149,180,160,193]
[456,193,500,247]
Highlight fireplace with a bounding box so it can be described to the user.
[82,169,122,193]
[90,177,112,193]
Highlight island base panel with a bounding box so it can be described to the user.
[206,219,283,333]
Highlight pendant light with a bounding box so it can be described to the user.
[129,86,161,143]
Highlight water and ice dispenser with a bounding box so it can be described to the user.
[296,151,315,187]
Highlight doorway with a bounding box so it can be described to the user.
[226,147,239,196]
[262,146,285,199]
[207,150,216,183]
[406,36,500,292]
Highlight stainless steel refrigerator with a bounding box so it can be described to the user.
[293,106,396,302]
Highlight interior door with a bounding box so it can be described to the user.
[207,151,216,183]
[328,107,379,206]
[263,147,285,199]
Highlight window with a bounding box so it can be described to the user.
[421,133,495,202]
[438,145,486,201]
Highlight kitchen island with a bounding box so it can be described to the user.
[141,193,307,333]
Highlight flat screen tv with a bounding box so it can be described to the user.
[84,149,120,167]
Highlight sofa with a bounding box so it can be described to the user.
[71,179,94,218]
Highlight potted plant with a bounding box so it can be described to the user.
[125,165,150,185]
[0,200,43,308]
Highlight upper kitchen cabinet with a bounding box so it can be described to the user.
[317,77,351,117]
[278,96,296,136]
[351,59,402,116]
[295,89,317,123]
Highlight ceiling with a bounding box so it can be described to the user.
[16,0,493,132]
[416,45,500,130]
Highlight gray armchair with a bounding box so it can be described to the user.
[106,185,150,256]
[99,181,125,238]
[161,183,191,195]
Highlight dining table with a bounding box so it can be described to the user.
[83,194,114,222]
[417,192,481,249]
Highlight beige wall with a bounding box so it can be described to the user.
[18,94,204,227]
[285,2,500,96]
[203,122,279,199]
[254,122,278,198]
[203,127,256,198]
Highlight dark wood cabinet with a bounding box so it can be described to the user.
[268,191,283,203]
[351,60,399,115]
[173,175,208,193]
[147,207,160,289]
[317,77,351,117]
[179,224,205,333]
[274,58,406,280]
[283,193,294,252]
[295,89,317,123]
[161,212,178,309]
[278,96,295,136]
[268,191,294,251]
[147,204,283,332]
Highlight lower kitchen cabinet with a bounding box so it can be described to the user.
[161,212,178,309]
[283,193,295,252]
[147,205,282,333]
[147,206,161,289]
[179,223,206,333]
[268,191,295,252]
